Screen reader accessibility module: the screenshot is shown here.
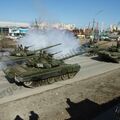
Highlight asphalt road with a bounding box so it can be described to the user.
[0,55,120,104]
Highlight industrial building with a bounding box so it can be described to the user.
[0,21,30,38]
[32,21,76,30]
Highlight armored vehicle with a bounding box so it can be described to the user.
[87,45,100,56]
[4,43,61,64]
[4,50,80,87]
[10,43,61,57]
[97,45,120,63]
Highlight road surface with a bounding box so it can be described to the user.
[0,55,120,104]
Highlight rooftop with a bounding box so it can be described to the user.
[0,21,30,28]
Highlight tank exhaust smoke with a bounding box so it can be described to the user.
[19,27,80,58]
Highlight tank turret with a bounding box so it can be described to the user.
[11,43,61,57]
[6,43,62,64]
[38,43,61,52]
[97,40,120,63]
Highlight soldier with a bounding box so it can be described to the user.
[43,50,48,58]
[14,115,24,120]
[114,104,120,120]
[89,35,94,45]
[29,111,39,120]
[18,44,23,51]
[24,46,29,52]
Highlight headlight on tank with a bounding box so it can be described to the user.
[14,76,23,82]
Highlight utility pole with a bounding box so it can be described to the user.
[34,19,39,29]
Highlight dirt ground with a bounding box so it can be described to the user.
[0,68,120,120]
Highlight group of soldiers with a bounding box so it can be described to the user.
[17,44,29,52]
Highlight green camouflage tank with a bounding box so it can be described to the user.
[5,43,61,64]
[4,50,80,87]
[87,45,100,56]
[97,45,120,63]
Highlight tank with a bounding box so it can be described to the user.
[87,45,101,56]
[3,50,80,87]
[4,43,62,63]
[97,45,120,63]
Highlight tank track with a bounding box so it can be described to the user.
[23,72,77,87]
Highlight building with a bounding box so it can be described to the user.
[0,21,30,38]
[32,21,75,31]
[110,24,120,32]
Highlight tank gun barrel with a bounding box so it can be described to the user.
[34,43,62,52]
[40,43,61,51]
[25,45,33,48]
[51,51,62,55]
[60,51,85,61]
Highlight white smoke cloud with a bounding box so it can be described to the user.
[0,62,7,70]
[0,52,9,70]
[19,28,80,58]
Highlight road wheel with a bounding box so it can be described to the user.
[47,77,55,84]
[68,72,76,79]
[24,81,32,87]
[54,76,62,82]
[61,74,69,80]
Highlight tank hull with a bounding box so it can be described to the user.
[98,51,120,63]
[4,64,80,86]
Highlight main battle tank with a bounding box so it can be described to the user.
[86,41,110,56]
[97,45,120,63]
[87,45,100,56]
[4,43,61,64]
[4,50,80,87]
